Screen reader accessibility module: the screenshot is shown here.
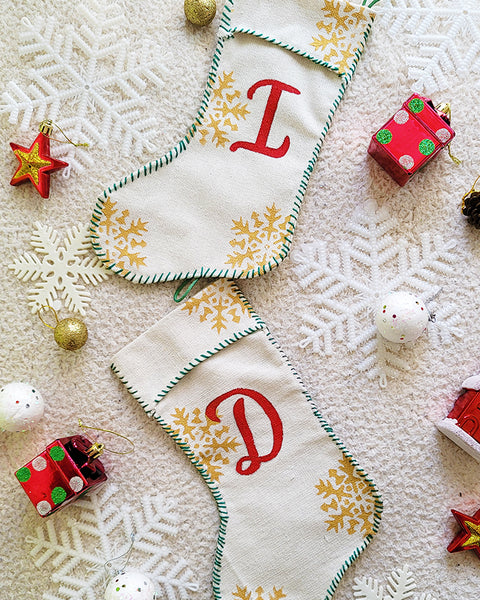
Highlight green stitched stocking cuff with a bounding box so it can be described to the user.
[111,281,264,415]
[221,0,376,75]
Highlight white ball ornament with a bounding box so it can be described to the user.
[375,291,429,344]
[104,570,156,600]
[0,382,45,432]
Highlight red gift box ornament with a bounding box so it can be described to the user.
[368,94,456,186]
[15,435,107,517]
[15,420,134,517]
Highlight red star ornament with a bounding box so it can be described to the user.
[448,508,480,559]
[10,130,68,199]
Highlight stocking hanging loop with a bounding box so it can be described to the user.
[174,277,200,302]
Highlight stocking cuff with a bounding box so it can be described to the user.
[111,280,264,415]
[220,0,376,75]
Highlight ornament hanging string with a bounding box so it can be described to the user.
[104,532,136,577]
[461,174,480,211]
[435,103,461,165]
[78,419,135,456]
[39,119,89,148]
[37,304,60,329]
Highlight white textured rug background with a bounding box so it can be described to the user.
[1,0,479,598]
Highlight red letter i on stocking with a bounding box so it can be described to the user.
[230,79,301,158]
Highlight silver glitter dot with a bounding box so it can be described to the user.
[37,500,51,516]
[394,109,409,125]
[69,476,84,492]
[32,456,47,471]
[399,155,415,170]
[436,127,451,143]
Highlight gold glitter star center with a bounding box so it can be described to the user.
[463,520,480,548]
[13,143,52,185]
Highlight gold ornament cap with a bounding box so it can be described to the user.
[86,441,105,459]
[184,0,216,26]
[39,120,54,137]
[54,318,88,351]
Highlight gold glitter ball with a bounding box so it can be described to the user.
[54,318,88,351]
[184,0,216,26]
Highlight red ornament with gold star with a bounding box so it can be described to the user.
[10,121,68,198]
[448,507,480,559]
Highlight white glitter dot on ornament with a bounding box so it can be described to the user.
[32,456,47,471]
[394,109,409,125]
[69,476,84,492]
[399,154,415,170]
[36,500,51,516]
[375,291,429,344]
[0,382,45,432]
[436,127,451,143]
[104,570,156,600]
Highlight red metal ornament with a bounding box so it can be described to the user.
[448,508,480,559]
[15,435,107,517]
[10,121,68,198]
[368,94,455,186]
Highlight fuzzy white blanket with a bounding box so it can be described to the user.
[0,1,479,599]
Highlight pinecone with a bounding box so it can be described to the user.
[462,191,480,228]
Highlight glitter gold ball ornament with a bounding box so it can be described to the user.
[375,291,429,343]
[184,0,216,26]
[38,306,88,351]
[54,318,88,351]
[0,382,45,432]
[104,571,156,600]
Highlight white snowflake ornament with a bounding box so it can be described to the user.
[291,201,462,385]
[26,485,198,600]
[105,571,156,600]
[9,222,109,315]
[0,0,170,175]
[379,0,480,93]
[353,565,437,600]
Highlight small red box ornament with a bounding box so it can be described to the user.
[15,435,107,517]
[368,94,455,186]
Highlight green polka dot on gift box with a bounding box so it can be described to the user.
[16,466,31,482]
[376,129,392,144]
[49,445,65,461]
[419,138,435,156]
[408,97,425,113]
[51,486,68,505]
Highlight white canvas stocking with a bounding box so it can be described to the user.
[111,279,382,600]
[91,0,377,283]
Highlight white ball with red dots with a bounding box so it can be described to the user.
[104,570,156,600]
[0,382,45,432]
[375,292,429,343]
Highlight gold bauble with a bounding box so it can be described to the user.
[184,0,216,26]
[54,318,88,351]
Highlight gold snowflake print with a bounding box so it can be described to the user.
[315,455,375,537]
[169,407,241,481]
[233,585,286,600]
[181,282,250,334]
[310,0,372,74]
[199,71,250,148]
[225,204,290,272]
[97,197,148,275]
